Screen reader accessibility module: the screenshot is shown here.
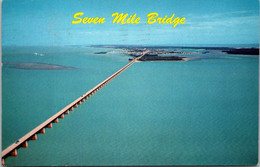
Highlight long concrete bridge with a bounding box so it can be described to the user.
[1,51,148,166]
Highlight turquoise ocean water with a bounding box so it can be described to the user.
[2,46,258,165]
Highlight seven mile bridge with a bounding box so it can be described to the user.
[1,51,148,166]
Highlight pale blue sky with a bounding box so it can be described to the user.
[2,0,259,46]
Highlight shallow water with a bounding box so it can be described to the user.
[2,46,258,165]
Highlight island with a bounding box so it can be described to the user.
[124,48,189,61]
[129,53,187,62]
[222,48,259,55]
[94,52,107,54]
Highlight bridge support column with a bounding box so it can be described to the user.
[60,114,64,119]
[81,99,85,102]
[69,107,74,111]
[74,104,78,108]
[48,123,52,128]
[78,101,81,105]
[40,128,45,134]
[65,111,69,115]
[32,134,37,140]
[22,141,28,148]
[54,118,59,123]
[2,158,4,166]
[11,149,17,156]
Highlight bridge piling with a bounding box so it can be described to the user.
[32,134,37,140]
[22,141,28,148]
[60,114,64,119]
[54,118,59,123]
[40,128,45,134]
[11,149,17,156]
[47,123,53,128]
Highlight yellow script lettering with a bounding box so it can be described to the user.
[72,12,105,24]
[111,13,140,24]
[147,12,158,24]
[172,17,180,28]
[166,14,174,24]
[180,17,186,24]
[71,12,83,24]
[111,13,128,24]
[147,13,186,28]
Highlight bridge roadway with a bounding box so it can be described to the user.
[1,51,148,166]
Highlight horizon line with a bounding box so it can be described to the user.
[2,43,259,47]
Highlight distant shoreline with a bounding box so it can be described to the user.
[91,44,259,50]
[222,48,259,55]
[92,45,259,56]
[138,55,184,61]
[135,57,190,62]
